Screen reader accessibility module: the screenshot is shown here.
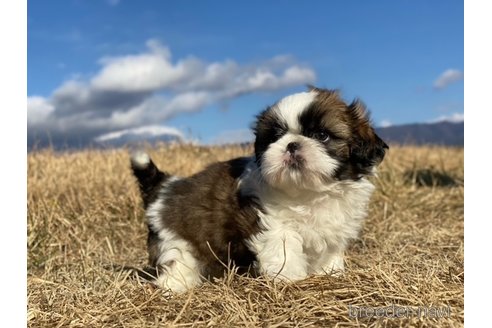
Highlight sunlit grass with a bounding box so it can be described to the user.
[27,144,463,327]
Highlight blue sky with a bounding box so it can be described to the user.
[27,0,463,146]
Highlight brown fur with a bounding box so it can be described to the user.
[139,158,262,279]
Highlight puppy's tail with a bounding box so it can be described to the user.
[130,150,170,208]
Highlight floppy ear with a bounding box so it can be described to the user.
[347,100,389,174]
[350,134,388,170]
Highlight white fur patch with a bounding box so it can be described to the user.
[130,150,150,169]
[154,228,202,293]
[242,162,375,280]
[273,91,316,133]
[146,176,180,233]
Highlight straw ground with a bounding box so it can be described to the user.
[27,144,463,327]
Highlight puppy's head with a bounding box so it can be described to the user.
[253,86,388,191]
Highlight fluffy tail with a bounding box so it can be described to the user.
[130,151,170,208]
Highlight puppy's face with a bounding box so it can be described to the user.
[253,87,388,191]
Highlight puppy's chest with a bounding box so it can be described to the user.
[263,191,371,252]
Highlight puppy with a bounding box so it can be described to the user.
[130,86,388,292]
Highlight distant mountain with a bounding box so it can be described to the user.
[94,132,182,148]
[376,121,463,146]
[27,130,183,151]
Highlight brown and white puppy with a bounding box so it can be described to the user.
[130,86,388,292]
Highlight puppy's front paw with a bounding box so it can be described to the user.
[262,264,308,281]
[316,253,345,277]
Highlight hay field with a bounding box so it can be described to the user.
[27,144,464,327]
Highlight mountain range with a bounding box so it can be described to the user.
[375,121,463,146]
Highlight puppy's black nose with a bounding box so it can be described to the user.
[286,142,300,154]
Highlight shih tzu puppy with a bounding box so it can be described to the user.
[130,86,388,293]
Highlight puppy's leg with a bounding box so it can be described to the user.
[154,229,202,293]
[249,229,308,281]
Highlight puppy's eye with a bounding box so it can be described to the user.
[313,131,330,142]
[274,125,287,138]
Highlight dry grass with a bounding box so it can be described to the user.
[27,144,464,327]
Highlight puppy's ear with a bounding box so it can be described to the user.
[348,100,389,173]
[349,133,388,176]
[348,99,372,136]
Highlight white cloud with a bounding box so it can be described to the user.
[95,125,184,142]
[91,41,198,93]
[107,0,120,6]
[379,119,392,128]
[90,40,316,95]
[430,112,464,123]
[433,69,464,90]
[282,66,317,86]
[27,96,54,125]
[27,40,316,148]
